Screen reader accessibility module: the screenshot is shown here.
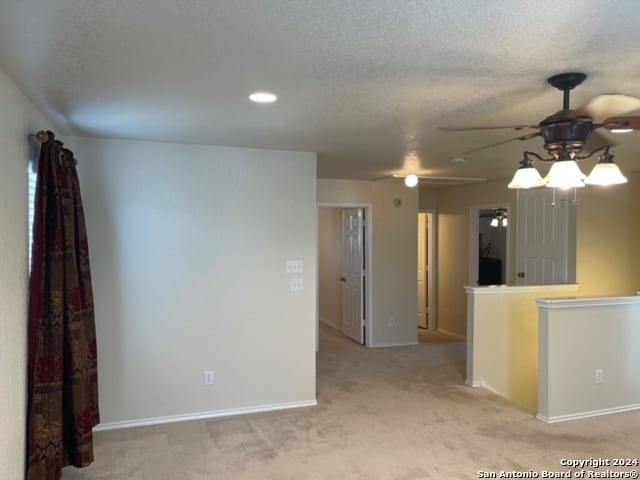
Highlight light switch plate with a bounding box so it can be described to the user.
[286,260,304,273]
[290,278,304,291]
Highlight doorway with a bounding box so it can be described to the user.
[317,204,372,348]
[417,211,436,330]
[469,204,510,286]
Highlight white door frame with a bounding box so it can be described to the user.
[418,209,437,330]
[469,203,511,286]
[317,202,373,348]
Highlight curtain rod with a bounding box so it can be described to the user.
[29,130,51,143]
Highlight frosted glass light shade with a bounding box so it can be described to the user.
[501,217,508,227]
[404,174,419,187]
[508,167,545,189]
[544,160,586,189]
[490,218,499,227]
[584,162,628,185]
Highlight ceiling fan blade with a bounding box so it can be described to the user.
[601,115,640,131]
[439,125,538,132]
[572,94,640,121]
[459,132,541,156]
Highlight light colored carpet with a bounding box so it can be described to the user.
[64,324,640,479]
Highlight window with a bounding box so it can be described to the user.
[28,155,38,272]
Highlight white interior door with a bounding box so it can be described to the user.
[516,188,569,285]
[417,213,428,328]
[341,208,365,344]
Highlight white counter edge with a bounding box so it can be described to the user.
[464,284,579,295]
[536,295,640,309]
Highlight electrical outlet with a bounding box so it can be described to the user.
[204,370,214,385]
[286,260,304,273]
[595,369,604,384]
[290,278,304,291]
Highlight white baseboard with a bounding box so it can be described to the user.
[465,380,504,398]
[436,328,466,341]
[536,403,640,423]
[369,341,419,348]
[94,400,318,432]
[319,316,340,330]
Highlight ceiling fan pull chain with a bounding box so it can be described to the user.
[551,188,557,207]
[573,188,579,206]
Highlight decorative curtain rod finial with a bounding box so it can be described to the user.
[33,130,50,143]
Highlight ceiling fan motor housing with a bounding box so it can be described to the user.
[539,113,595,156]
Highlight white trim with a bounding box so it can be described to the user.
[94,400,318,432]
[536,295,640,309]
[319,315,340,330]
[536,403,640,423]
[464,284,579,295]
[436,328,466,341]
[465,380,501,396]
[368,341,419,348]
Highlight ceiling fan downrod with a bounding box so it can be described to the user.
[547,72,587,111]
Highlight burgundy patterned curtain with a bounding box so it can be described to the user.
[27,132,99,480]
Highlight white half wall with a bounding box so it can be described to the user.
[537,295,640,422]
[317,179,418,347]
[68,136,317,427]
[465,284,579,412]
[0,69,53,480]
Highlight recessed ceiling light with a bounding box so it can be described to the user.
[249,92,278,103]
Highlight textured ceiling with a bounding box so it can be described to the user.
[2,0,640,182]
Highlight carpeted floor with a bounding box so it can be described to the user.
[64,324,640,479]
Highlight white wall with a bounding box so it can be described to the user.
[318,208,343,330]
[317,179,418,347]
[0,69,53,480]
[68,136,317,427]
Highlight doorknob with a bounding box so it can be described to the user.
[517,272,525,278]
[340,277,346,282]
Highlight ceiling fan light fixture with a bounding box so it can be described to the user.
[544,160,586,189]
[584,152,628,185]
[507,155,545,189]
[610,128,633,134]
[508,167,545,189]
[489,208,508,228]
[404,174,419,187]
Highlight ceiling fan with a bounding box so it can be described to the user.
[439,72,640,158]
